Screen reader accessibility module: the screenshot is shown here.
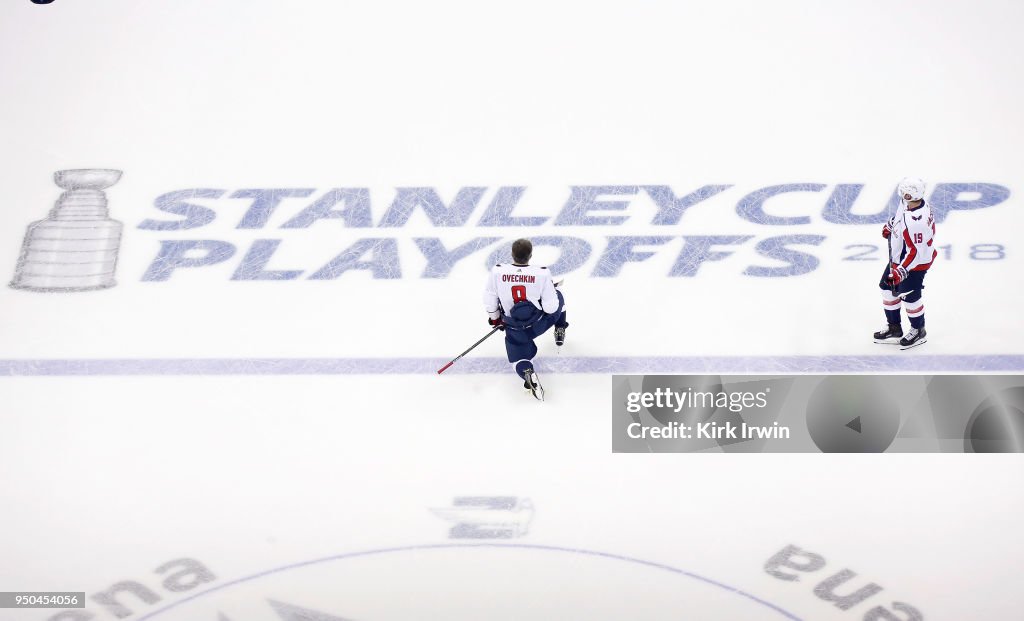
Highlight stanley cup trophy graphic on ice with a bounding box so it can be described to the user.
[10,169,123,292]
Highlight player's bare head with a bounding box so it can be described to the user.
[512,238,532,264]
[898,177,925,203]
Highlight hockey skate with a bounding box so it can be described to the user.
[899,327,927,350]
[554,326,566,347]
[873,324,903,344]
[523,368,545,401]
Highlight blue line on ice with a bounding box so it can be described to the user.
[130,542,804,620]
[0,355,1021,375]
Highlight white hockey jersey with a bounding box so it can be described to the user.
[483,263,559,318]
[889,200,937,271]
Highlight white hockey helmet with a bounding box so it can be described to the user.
[897,176,926,201]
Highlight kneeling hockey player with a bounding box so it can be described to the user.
[483,239,568,400]
[874,176,937,349]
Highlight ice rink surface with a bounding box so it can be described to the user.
[1,1,1022,619]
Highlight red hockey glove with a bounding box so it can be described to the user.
[488,316,505,331]
[890,263,908,286]
[882,219,894,239]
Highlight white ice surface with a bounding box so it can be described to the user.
[0,1,1022,619]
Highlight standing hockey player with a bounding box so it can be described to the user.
[483,238,568,400]
[873,177,937,349]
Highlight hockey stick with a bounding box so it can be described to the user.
[436,325,502,374]
[886,197,898,295]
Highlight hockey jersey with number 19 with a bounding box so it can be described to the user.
[889,201,937,271]
[483,263,559,319]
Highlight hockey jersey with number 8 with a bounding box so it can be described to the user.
[889,201,937,271]
[483,263,559,319]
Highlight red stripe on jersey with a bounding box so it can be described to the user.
[883,298,901,306]
[912,248,937,271]
[912,258,934,271]
[907,305,924,314]
[901,227,918,268]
